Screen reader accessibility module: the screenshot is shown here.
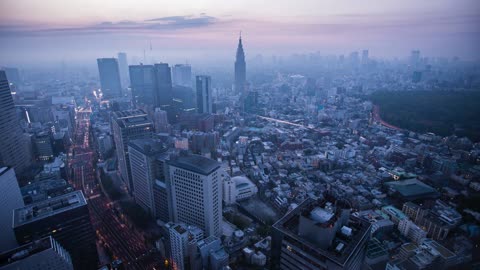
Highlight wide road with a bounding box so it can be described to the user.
[69,107,160,270]
[372,105,403,131]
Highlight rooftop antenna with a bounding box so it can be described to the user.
[143,49,146,63]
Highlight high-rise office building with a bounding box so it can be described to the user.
[0,71,29,173]
[167,154,222,237]
[0,236,73,270]
[154,63,173,107]
[129,63,173,108]
[111,110,154,193]
[271,196,371,270]
[196,75,213,114]
[165,222,204,270]
[117,52,129,88]
[128,138,169,220]
[234,34,247,95]
[97,58,122,98]
[129,64,155,106]
[13,191,98,270]
[153,108,169,133]
[172,64,192,88]
[0,167,24,252]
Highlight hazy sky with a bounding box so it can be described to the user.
[0,0,479,67]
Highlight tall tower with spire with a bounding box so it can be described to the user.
[234,33,246,95]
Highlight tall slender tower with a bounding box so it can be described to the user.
[234,33,246,95]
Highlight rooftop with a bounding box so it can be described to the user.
[13,190,86,227]
[112,110,152,128]
[128,138,168,156]
[169,154,220,175]
[382,205,407,220]
[385,178,438,199]
[273,197,371,267]
[0,236,66,268]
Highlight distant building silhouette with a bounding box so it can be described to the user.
[117,52,129,88]
[129,63,173,112]
[172,64,192,88]
[97,58,122,98]
[234,34,247,95]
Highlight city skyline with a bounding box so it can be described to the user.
[0,2,479,270]
[1,0,479,66]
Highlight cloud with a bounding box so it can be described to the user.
[0,14,218,36]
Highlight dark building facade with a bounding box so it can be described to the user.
[13,191,98,270]
[0,71,29,173]
[129,63,174,120]
[97,58,122,98]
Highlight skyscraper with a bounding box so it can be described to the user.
[129,63,173,108]
[13,191,98,270]
[167,154,222,237]
[0,71,29,173]
[153,63,173,107]
[111,110,154,193]
[196,75,213,114]
[0,167,24,252]
[129,64,155,105]
[117,52,129,88]
[234,34,247,95]
[97,58,122,98]
[172,64,192,88]
[128,138,169,220]
[129,64,155,106]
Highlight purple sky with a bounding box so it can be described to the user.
[0,0,479,67]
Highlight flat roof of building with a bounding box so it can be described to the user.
[382,205,407,220]
[385,178,438,198]
[128,138,167,156]
[0,236,56,268]
[13,190,86,228]
[272,197,371,267]
[169,154,220,175]
[112,110,152,129]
